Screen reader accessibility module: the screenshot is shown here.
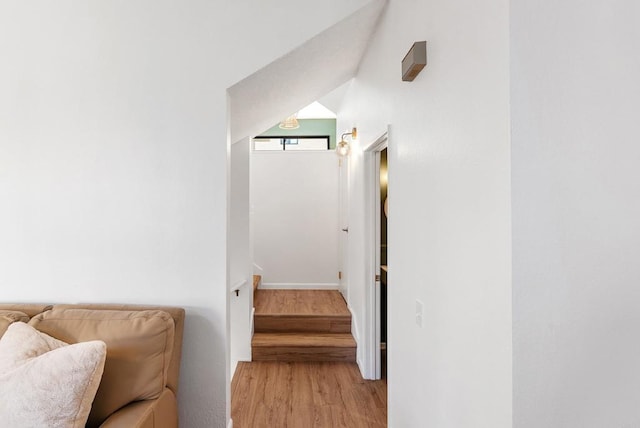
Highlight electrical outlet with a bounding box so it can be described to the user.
[415,299,424,327]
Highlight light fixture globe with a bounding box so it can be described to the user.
[335,127,357,157]
[279,114,300,130]
[336,140,351,157]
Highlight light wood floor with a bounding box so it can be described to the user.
[231,361,387,428]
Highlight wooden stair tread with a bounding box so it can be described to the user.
[252,333,356,348]
[255,313,349,318]
[254,289,350,316]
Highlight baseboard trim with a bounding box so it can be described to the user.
[347,304,360,344]
[348,304,367,378]
[230,360,238,381]
[260,282,339,290]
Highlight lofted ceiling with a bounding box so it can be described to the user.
[227,0,386,144]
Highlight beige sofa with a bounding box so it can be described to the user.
[0,303,185,428]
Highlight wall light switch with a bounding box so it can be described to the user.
[415,299,424,327]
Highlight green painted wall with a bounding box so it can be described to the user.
[257,118,337,149]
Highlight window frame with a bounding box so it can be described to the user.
[253,135,331,151]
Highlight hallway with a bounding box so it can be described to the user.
[231,289,387,427]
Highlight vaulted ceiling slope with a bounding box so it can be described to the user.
[228,0,386,143]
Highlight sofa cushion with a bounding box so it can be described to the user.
[29,308,175,427]
[54,303,186,394]
[0,310,29,338]
[0,310,29,322]
[0,304,52,318]
[99,388,178,428]
[0,317,12,338]
[0,322,106,428]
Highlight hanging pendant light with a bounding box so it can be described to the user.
[279,114,300,130]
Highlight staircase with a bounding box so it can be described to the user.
[251,285,356,362]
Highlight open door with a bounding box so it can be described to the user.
[373,149,383,380]
[378,148,388,379]
[363,131,388,380]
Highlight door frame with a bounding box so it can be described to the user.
[338,153,349,298]
[362,130,388,380]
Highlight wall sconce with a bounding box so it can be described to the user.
[402,41,427,82]
[336,127,357,157]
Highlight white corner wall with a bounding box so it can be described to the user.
[338,0,512,426]
[229,138,252,373]
[251,152,339,288]
[511,1,640,427]
[0,1,373,426]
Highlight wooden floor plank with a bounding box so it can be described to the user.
[231,361,387,428]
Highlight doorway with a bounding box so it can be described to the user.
[363,131,388,380]
[379,147,388,378]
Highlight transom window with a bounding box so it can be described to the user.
[253,136,330,151]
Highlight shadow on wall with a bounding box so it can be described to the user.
[178,308,226,425]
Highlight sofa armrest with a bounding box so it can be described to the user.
[99,388,178,428]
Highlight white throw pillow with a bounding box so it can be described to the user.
[0,322,107,428]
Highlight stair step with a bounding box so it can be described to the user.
[252,333,356,362]
[254,314,351,333]
[253,333,356,347]
[254,290,350,316]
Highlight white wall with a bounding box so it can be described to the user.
[0,1,372,426]
[511,1,640,427]
[338,0,512,426]
[251,152,340,288]
[229,138,252,374]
